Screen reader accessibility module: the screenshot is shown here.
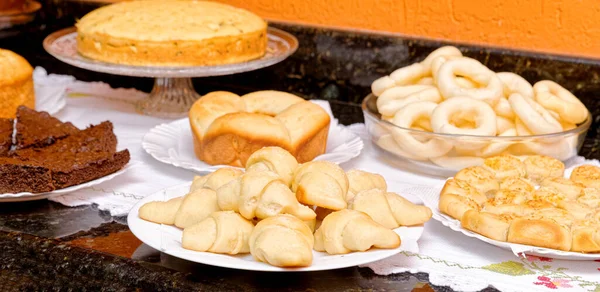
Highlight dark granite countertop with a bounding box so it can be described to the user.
[2,1,600,291]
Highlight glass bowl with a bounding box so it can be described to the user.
[361,94,591,177]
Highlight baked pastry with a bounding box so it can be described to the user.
[313,209,401,255]
[0,118,13,156]
[245,146,299,186]
[540,177,583,200]
[216,170,316,220]
[174,188,220,229]
[454,166,499,197]
[189,91,330,167]
[249,214,314,267]
[349,189,432,228]
[570,165,600,189]
[292,161,349,210]
[523,155,564,184]
[440,154,600,253]
[182,211,254,255]
[0,49,34,119]
[314,169,388,220]
[482,155,526,180]
[14,106,79,149]
[76,0,267,66]
[499,177,535,192]
[190,167,243,192]
[345,169,387,202]
[0,122,130,193]
[138,197,183,225]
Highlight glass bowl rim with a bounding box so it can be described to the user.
[361,93,592,140]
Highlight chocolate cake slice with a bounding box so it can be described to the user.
[14,106,79,150]
[13,121,117,159]
[0,157,54,193]
[0,118,13,156]
[1,121,130,194]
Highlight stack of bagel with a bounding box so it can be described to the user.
[139,146,432,267]
[439,154,600,253]
[371,46,589,169]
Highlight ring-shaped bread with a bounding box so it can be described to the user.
[436,57,503,105]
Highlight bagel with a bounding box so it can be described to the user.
[189,91,330,167]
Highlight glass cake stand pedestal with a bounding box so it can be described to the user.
[43,27,298,118]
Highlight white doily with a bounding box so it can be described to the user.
[35,69,600,292]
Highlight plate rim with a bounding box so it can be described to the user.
[0,161,137,202]
[127,182,423,272]
[141,117,364,174]
[43,27,299,78]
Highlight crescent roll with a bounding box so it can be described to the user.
[245,146,299,186]
[173,188,220,229]
[349,189,432,228]
[190,167,243,192]
[138,197,183,225]
[216,171,316,220]
[315,169,388,220]
[182,211,254,254]
[345,169,387,202]
[249,214,314,267]
[292,161,349,210]
[313,209,401,255]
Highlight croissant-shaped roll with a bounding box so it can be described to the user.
[249,214,314,267]
[349,189,432,228]
[292,161,349,210]
[216,171,316,220]
[182,211,254,255]
[138,197,183,225]
[255,180,316,220]
[313,209,401,255]
[245,146,299,186]
[190,168,243,192]
[345,169,387,202]
[174,188,220,229]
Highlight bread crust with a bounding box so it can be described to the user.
[190,91,330,167]
[0,49,34,119]
[507,218,572,251]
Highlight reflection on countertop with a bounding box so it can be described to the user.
[1,1,600,291]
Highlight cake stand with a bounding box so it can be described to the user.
[43,27,299,118]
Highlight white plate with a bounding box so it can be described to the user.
[142,117,364,174]
[419,177,600,261]
[128,182,423,272]
[0,162,137,202]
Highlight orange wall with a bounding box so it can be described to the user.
[217,0,600,58]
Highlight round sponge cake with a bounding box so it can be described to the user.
[0,49,34,119]
[76,0,268,66]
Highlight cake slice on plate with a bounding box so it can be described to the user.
[0,118,13,156]
[0,121,130,193]
[14,106,79,149]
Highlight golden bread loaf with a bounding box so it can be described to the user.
[0,49,34,118]
[76,0,267,66]
[440,154,600,253]
[190,91,330,167]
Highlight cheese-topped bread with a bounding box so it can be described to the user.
[0,49,34,119]
[76,0,268,66]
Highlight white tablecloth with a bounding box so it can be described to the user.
[36,70,600,292]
